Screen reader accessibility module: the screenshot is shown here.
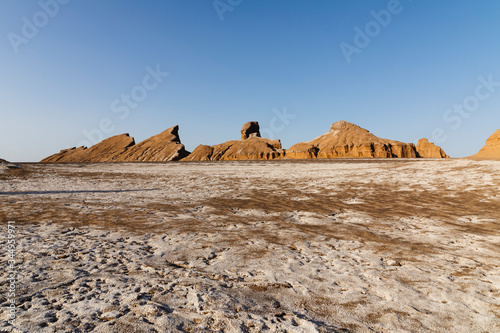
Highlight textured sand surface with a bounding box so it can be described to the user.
[1,160,499,332]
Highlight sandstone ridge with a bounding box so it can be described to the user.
[286,121,418,159]
[41,125,189,162]
[41,121,457,162]
[183,122,284,161]
[469,128,500,160]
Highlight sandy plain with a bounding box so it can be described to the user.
[0,159,499,332]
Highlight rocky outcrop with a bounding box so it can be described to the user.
[240,121,261,140]
[182,145,214,161]
[40,120,453,162]
[469,128,500,159]
[182,122,284,161]
[416,138,449,158]
[41,125,190,162]
[286,121,418,159]
[0,158,21,171]
[41,134,136,163]
[110,126,189,162]
[283,143,319,159]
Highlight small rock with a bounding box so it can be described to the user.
[386,259,402,267]
[100,310,122,321]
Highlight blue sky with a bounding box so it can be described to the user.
[1,0,499,161]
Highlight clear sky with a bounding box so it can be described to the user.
[1,0,500,162]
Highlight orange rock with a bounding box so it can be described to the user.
[183,145,214,162]
[41,134,135,162]
[286,121,417,159]
[469,128,500,160]
[283,142,318,159]
[41,126,189,162]
[240,121,261,140]
[182,122,284,161]
[111,126,189,162]
[416,138,449,158]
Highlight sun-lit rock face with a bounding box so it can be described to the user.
[240,121,261,140]
[469,128,500,160]
[41,125,190,162]
[182,122,284,161]
[286,121,418,159]
[416,138,449,158]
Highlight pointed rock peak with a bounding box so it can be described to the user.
[148,125,181,143]
[330,121,367,132]
[241,121,261,140]
[166,125,179,136]
[163,124,180,137]
[40,124,189,162]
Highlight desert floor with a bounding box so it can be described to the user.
[1,159,499,332]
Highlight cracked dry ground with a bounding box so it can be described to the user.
[0,160,499,332]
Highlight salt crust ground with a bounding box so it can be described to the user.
[0,159,499,332]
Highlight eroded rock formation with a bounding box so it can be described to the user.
[286,121,418,159]
[41,125,189,162]
[416,138,449,158]
[469,128,500,159]
[111,126,189,162]
[41,120,455,162]
[240,121,261,140]
[182,122,284,161]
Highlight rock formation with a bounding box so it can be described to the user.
[0,158,21,171]
[286,121,418,159]
[240,121,261,140]
[182,122,284,161]
[41,125,190,162]
[111,126,189,162]
[469,128,500,159]
[41,134,136,163]
[40,120,456,162]
[416,138,449,158]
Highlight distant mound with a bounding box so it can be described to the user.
[182,122,284,161]
[0,158,21,172]
[469,128,500,160]
[286,121,418,158]
[416,138,449,158]
[41,125,190,163]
